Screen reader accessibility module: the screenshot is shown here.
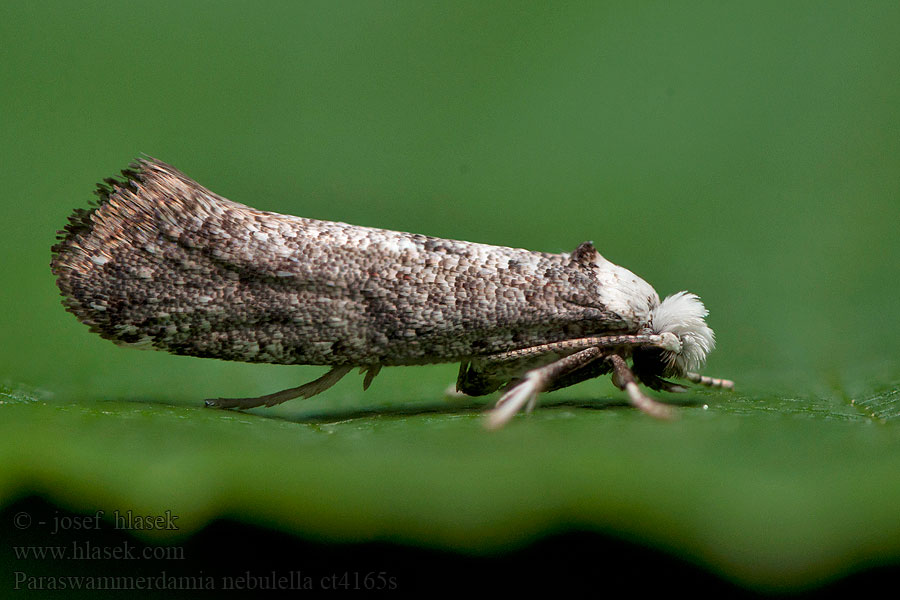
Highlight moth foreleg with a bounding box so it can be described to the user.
[606,355,675,419]
[205,366,353,410]
[457,333,672,397]
[485,347,606,430]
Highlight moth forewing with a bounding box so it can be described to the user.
[50,158,733,428]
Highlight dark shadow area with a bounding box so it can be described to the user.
[108,392,704,425]
[2,495,896,597]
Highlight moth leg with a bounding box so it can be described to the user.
[359,365,382,391]
[458,332,677,397]
[606,355,675,419]
[544,358,613,393]
[684,371,735,390]
[457,349,576,397]
[205,366,353,409]
[485,347,605,430]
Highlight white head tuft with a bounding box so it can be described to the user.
[649,291,715,376]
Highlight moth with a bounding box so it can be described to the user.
[51,158,733,428]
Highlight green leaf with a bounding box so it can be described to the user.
[3,367,900,591]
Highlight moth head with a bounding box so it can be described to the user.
[646,291,715,378]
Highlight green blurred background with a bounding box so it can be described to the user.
[2,1,899,594]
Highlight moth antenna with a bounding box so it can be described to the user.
[684,372,735,390]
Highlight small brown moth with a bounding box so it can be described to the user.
[51,158,732,428]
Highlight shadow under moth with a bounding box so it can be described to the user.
[51,158,732,428]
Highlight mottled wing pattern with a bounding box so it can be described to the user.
[51,159,626,366]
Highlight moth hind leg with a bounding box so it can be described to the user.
[205,365,353,410]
